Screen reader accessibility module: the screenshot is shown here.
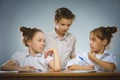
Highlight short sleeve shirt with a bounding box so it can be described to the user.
[11,49,53,72]
[66,50,117,72]
[45,31,76,70]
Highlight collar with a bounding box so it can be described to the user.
[102,50,110,55]
[100,50,110,60]
[25,49,42,57]
[92,50,110,56]
[53,29,68,41]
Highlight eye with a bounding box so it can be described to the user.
[38,39,42,42]
[61,24,65,26]
[67,24,71,27]
[90,38,95,42]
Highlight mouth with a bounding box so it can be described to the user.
[63,30,67,33]
[90,47,94,50]
[40,47,44,50]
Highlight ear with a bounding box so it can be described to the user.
[102,39,107,46]
[27,40,32,47]
[54,19,58,26]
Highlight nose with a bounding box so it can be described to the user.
[90,40,92,46]
[41,40,45,47]
[64,26,69,31]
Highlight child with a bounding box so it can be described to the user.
[0,27,61,72]
[66,26,117,72]
[45,7,76,70]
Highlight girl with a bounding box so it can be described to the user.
[0,27,61,72]
[66,26,117,72]
[45,7,76,70]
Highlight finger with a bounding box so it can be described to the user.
[88,51,92,55]
[48,51,53,56]
[29,66,36,70]
[90,50,94,54]
[44,51,48,58]
[45,50,53,57]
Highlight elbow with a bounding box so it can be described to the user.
[53,67,61,72]
[110,64,116,72]
[0,66,3,71]
[0,66,6,71]
[105,64,116,72]
[54,68,61,72]
[53,69,61,72]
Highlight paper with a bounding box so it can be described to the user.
[0,71,18,73]
[18,69,42,73]
[70,70,96,73]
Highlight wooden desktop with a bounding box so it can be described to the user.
[0,71,120,80]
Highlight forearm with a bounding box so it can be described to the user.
[93,58,116,71]
[68,65,86,70]
[52,48,61,71]
[68,64,93,71]
[1,64,20,71]
[0,60,27,71]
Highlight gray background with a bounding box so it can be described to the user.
[0,0,120,71]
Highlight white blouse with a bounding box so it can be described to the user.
[11,49,53,72]
[66,50,117,72]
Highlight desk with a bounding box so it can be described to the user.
[0,71,120,80]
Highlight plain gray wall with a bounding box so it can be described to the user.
[0,0,120,71]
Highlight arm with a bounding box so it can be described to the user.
[88,52,116,72]
[70,35,76,59]
[66,58,94,71]
[0,60,36,71]
[68,64,94,71]
[45,48,61,72]
[70,55,76,59]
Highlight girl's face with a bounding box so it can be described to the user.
[55,18,73,35]
[89,33,106,54]
[28,32,45,53]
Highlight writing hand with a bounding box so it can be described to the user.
[85,65,95,70]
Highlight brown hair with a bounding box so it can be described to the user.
[55,7,75,22]
[19,26,43,47]
[90,26,117,46]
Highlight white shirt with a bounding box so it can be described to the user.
[11,49,53,72]
[66,50,117,72]
[45,31,76,70]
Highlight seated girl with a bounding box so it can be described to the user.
[0,27,61,72]
[66,26,117,72]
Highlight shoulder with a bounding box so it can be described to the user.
[104,50,116,57]
[66,32,76,40]
[44,32,54,37]
[12,50,26,57]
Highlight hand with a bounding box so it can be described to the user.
[88,51,96,62]
[44,48,57,58]
[85,65,94,70]
[19,65,36,71]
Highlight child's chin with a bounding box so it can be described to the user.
[38,50,43,53]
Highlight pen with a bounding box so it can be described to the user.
[79,56,89,65]
[35,69,42,72]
